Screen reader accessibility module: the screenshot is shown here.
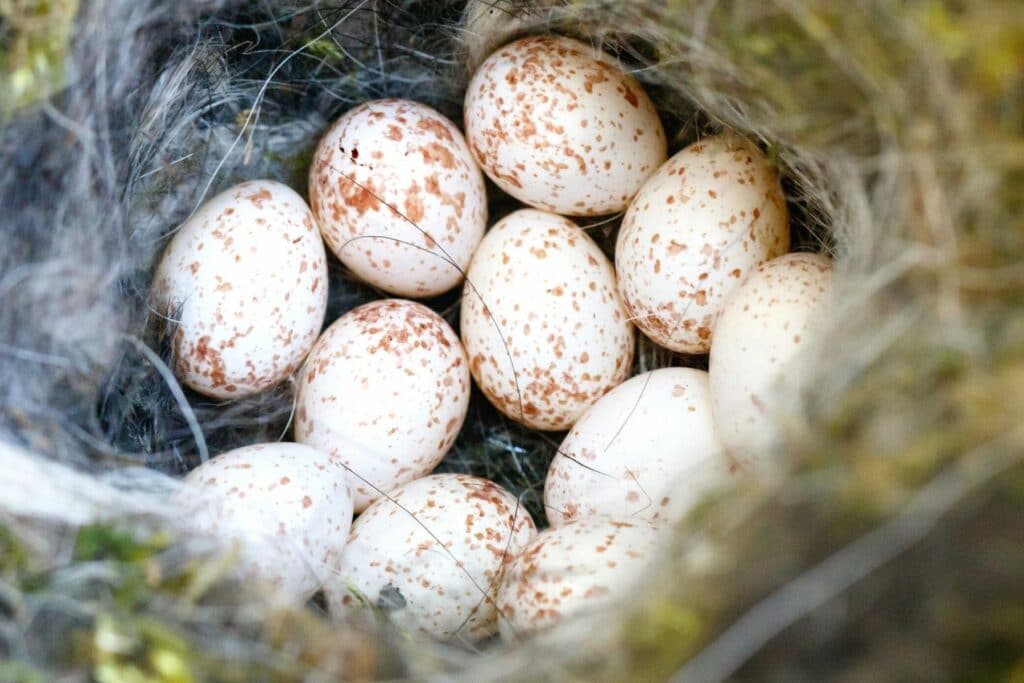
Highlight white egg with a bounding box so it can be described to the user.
[308,99,487,297]
[151,180,328,399]
[544,367,732,526]
[460,209,635,431]
[179,442,353,603]
[497,518,662,638]
[294,299,471,512]
[464,35,666,216]
[616,134,790,353]
[710,252,834,468]
[329,473,537,642]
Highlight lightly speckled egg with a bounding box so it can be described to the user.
[544,367,732,526]
[710,252,834,469]
[329,473,537,642]
[294,299,471,512]
[465,35,667,216]
[496,517,662,638]
[460,209,635,431]
[616,133,790,354]
[152,180,328,399]
[309,99,487,298]
[179,442,353,603]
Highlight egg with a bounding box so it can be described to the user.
[464,35,667,216]
[151,180,328,398]
[544,367,731,526]
[294,299,470,512]
[496,518,661,637]
[179,442,353,603]
[329,473,537,642]
[308,99,487,297]
[460,209,635,431]
[615,133,790,354]
[709,252,834,467]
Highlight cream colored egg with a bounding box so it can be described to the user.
[616,134,790,353]
[152,180,328,398]
[544,367,731,526]
[180,442,353,603]
[294,299,470,512]
[460,209,635,431]
[497,518,661,637]
[309,99,487,297]
[329,474,537,642]
[465,35,666,216]
[709,252,834,469]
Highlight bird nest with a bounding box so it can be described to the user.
[1,1,1023,681]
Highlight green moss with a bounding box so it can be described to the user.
[0,0,79,114]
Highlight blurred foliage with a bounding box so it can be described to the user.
[0,0,78,115]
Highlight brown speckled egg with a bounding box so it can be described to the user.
[464,35,667,216]
[294,299,470,512]
[615,134,790,353]
[460,209,635,431]
[151,180,328,399]
[180,443,353,603]
[545,367,732,526]
[308,99,487,297]
[496,518,661,638]
[329,473,537,642]
[710,253,834,467]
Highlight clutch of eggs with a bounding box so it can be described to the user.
[147,30,843,641]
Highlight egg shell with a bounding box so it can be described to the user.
[180,442,353,603]
[464,35,667,216]
[294,299,471,512]
[709,253,834,468]
[615,134,790,353]
[497,517,661,638]
[460,209,635,431]
[308,99,487,297]
[329,473,537,642]
[151,180,328,398]
[544,367,731,526]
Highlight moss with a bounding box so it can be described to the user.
[0,0,79,115]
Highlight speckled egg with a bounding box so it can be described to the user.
[151,180,328,399]
[308,99,487,297]
[180,442,353,603]
[460,209,635,431]
[710,252,834,467]
[464,35,667,216]
[294,299,470,512]
[329,473,537,642]
[615,134,790,353]
[497,518,661,637]
[544,367,732,526]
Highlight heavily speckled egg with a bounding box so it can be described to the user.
[294,299,470,512]
[152,180,328,399]
[329,473,537,642]
[308,99,487,297]
[710,252,834,468]
[616,134,790,353]
[464,35,667,216]
[544,367,731,526]
[460,209,635,431]
[180,442,353,603]
[497,518,661,637]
